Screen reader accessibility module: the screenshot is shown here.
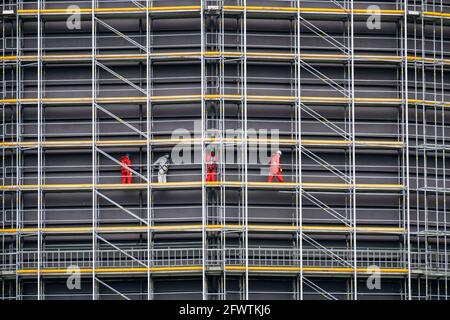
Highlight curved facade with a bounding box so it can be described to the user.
[1,0,450,299]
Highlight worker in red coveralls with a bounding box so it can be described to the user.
[120,153,133,184]
[205,147,218,182]
[268,150,284,183]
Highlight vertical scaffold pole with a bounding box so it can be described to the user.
[349,0,358,300]
[15,3,22,300]
[439,0,448,299]
[91,0,97,300]
[295,0,303,301]
[420,1,429,299]
[36,0,43,300]
[201,0,207,300]
[242,0,249,301]
[219,1,227,300]
[146,0,153,300]
[403,0,412,300]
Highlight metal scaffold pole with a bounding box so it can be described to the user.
[439,0,448,299]
[240,0,249,301]
[36,0,43,300]
[403,0,412,300]
[295,0,303,300]
[420,0,429,299]
[349,0,358,300]
[14,0,22,300]
[201,0,207,300]
[219,0,226,300]
[146,0,153,301]
[91,0,97,300]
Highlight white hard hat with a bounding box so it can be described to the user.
[277,150,282,155]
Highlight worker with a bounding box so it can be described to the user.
[154,154,171,183]
[205,147,218,182]
[120,153,133,184]
[268,150,284,183]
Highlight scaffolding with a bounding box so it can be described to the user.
[1,0,450,300]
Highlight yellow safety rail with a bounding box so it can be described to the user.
[15,5,448,21]
[3,95,448,107]
[15,266,409,275]
[0,224,405,235]
[15,6,404,15]
[2,52,449,65]
[17,6,201,14]
[0,138,404,148]
[0,182,404,191]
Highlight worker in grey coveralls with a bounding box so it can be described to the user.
[154,154,171,183]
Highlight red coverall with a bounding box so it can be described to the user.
[120,155,133,184]
[268,153,284,183]
[206,153,218,182]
